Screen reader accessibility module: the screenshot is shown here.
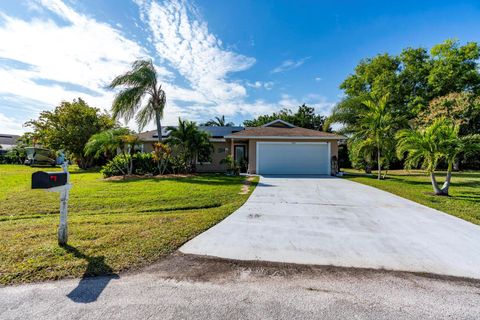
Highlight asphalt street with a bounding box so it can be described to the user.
[1,254,480,320]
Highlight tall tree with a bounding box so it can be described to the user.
[398,47,432,115]
[109,59,166,142]
[330,39,480,171]
[328,54,402,137]
[25,98,114,168]
[417,92,480,136]
[244,104,327,130]
[203,115,234,127]
[336,40,480,124]
[428,40,480,97]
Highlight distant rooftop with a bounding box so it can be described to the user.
[0,134,20,146]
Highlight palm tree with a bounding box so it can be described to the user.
[395,118,480,196]
[84,128,138,177]
[166,118,213,172]
[437,124,480,194]
[353,95,397,179]
[109,59,166,142]
[396,120,446,195]
[203,115,234,127]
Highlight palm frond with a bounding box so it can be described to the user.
[135,98,156,131]
[111,86,146,122]
[109,59,156,89]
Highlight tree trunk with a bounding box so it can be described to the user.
[121,151,129,178]
[430,172,443,195]
[129,144,135,175]
[441,162,453,196]
[377,148,382,180]
[382,169,388,180]
[77,156,86,169]
[155,109,162,142]
[113,162,126,176]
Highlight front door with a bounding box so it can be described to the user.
[234,145,247,173]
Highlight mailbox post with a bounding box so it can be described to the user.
[32,161,72,245]
[56,162,71,245]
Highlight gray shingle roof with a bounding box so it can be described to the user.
[137,126,245,141]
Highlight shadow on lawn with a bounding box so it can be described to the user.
[105,174,247,186]
[453,192,480,202]
[347,173,480,188]
[62,244,119,304]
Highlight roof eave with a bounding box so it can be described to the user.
[224,135,346,140]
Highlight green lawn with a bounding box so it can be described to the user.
[0,165,257,285]
[342,169,480,225]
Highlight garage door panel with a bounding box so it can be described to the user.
[257,142,329,175]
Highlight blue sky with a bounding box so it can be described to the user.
[0,0,479,134]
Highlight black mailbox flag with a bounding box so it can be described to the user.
[32,171,68,189]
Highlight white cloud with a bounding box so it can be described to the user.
[264,81,274,90]
[271,57,310,74]
[315,77,322,81]
[246,81,274,90]
[0,112,25,135]
[277,93,335,116]
[137,0,255,104]
[247,81,263,89]
[0,0,157,132]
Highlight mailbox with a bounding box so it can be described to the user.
[32,171,68,189]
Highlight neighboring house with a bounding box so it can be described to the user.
[137,119,345,175]
[0,134,20,155]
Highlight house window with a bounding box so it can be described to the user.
[217,147,225,153]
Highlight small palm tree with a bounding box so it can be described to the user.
[354,95,397,179]
[437,125,480,194]
[167,118,213,172]
[84,128,138,177]
[109,59,166,142]
[203,115,234,127]
[396,120,446,195]
[396,118,480,195]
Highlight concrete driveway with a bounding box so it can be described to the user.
[181,175,480,279]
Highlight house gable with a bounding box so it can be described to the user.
[261,119,295,128]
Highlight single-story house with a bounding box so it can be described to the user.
[137,119,345,175]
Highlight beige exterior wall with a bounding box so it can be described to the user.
[245,138,339,175]
[140,138,340,174]
[197,141,229,172]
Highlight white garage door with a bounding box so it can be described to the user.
[257,142,330,175]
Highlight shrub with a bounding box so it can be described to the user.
[101,154,130,177]
[101,152,162,177]
[133,152,158,175]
